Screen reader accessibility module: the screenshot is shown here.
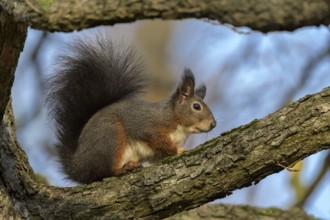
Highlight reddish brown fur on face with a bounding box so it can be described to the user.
[112,121,128,175]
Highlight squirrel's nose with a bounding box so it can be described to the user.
[210,120,216,129]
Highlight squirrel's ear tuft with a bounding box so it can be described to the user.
[180,68,195,96]
[195,84,206,100]
[172,68,196,104]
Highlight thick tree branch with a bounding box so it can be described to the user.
[0,101,28,218]
[0,0,329,32]
[0,9,27,120]
[0,10,27,218]
[1,84,329,219]
[166,204,315,220]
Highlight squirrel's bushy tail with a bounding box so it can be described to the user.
[46,33,146,172]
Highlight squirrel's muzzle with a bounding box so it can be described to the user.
[210,120,216,129]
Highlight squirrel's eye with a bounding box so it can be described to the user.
[193,103,201,111]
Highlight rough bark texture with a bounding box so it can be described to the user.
[166,204,316,220]
[0,0,329,32]
[0,10,27,218]
[0,9,28,219]
[0,9,27,120]
[0,101,25,219]
[1,85,329,219]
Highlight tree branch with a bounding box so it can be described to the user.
[166,204,316,220]
[1,83,329,219]
[0,9,27,120]
[0,9,27,218]
[0,0,329,32]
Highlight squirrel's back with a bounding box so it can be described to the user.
[46,33,147,180]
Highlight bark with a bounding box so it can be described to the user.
[0,9,27,120]
[1,85,329,219]
[0,9,27,219]
[0,0,329,32]
[166,204,315,220]
[0,101,25,219]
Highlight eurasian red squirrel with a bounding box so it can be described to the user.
[46,33,216,184]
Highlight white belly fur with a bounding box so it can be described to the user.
[169,125,189,147]
[120,141,154,168]
[120,125,190,168]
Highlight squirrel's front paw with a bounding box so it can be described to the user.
[177,146,185,155]
[122,161,142,173]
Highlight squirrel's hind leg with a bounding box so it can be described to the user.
[110,121,143,176]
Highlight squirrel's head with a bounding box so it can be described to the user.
[171,68,216,134]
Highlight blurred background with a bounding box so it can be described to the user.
[12,20,330,219]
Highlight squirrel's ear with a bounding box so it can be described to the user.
[175,68,195,102]
[195,84,206,100]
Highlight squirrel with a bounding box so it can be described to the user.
[46,33,216,184]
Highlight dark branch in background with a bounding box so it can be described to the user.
[280,43,330,107]
[293,152,330,208]
[14,31,48,129]
[0,0,329,32]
